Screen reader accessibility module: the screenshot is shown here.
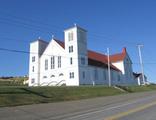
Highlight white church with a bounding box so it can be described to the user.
[29,25,138,86]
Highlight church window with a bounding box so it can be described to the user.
[32,56,35,62]
[70,57,73,65]
[45,59,48,70]
[68,31,74,41]
[69,72,74,79]
[69,46,73,53]
[51,56,55,69]
[58,56,61,68]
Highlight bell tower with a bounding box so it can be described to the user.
[64,24,88,86]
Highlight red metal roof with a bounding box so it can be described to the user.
[88,50,108,63]
[55,39,126,72]
[88,50,121,72]
[110,48,127,62]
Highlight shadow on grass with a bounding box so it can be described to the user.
[20,88,51,98]
[0,87,51,98]
[0,92,29,94]
[115,85,133,93]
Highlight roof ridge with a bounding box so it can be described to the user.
[54,39,65,48]
[110,48,127,62]
[88,50,107,57]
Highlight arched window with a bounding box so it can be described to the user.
[51,75,55,78]
[43,76,47,79]
[59,73,64,76]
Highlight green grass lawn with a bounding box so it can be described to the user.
[120,85,156,92]
[0,85,156,107]
[0,86,125,107]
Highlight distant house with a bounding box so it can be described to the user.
[133,72,148,85]
[29,25,139,86]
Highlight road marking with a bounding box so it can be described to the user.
[105,101,156,120]
[58,96,156,120]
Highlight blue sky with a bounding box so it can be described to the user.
[0,0,156,82]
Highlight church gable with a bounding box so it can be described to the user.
[40,39,65,58]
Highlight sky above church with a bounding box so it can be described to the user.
[0,0,156,83]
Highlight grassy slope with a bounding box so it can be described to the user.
[0,86,125,107]
[0,85,156,107]
[116,85,156,92]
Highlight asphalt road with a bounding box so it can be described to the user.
[1,91,156,120]
[119,105,156,120]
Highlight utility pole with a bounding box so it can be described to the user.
[107,48,111,87]
[137,44,145,85]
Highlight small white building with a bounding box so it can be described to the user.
[133,72,148,85]
[29,25,138,86]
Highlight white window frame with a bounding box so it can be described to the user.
[70,57,73,65]
[69,46,73,53]
[32,66,34,72]
[58,56,61,68]
[69,72,74,79]
[51,56,55,69]
[45,59,48,70]
[68,31,74,41]
[32,56,35,62]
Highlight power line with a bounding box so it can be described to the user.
[0,47,156,65]
[0,19,140,51]
[0,36,32,43]
[0,11,141,46]
[0,20,52,34]
[0,12,153,70]
[0,47,86,60]
[0,16,61,34]
[0,48,30,54]
[0,11,63,30]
